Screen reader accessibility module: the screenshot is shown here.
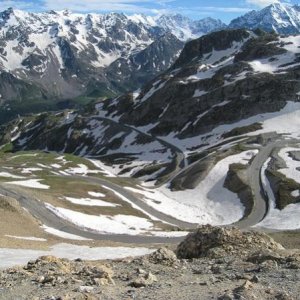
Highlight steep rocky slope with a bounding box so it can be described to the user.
[95,29,300,151]
[106,33,184,93]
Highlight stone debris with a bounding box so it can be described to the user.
[0,226,299,299]
[176,225,283,259]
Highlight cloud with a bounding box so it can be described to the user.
[0,0,37,11]
[0,0,174,14]
[41,0,168,14]
[165,5,251,18]
[245,0,279,7]
[198,6,252,13]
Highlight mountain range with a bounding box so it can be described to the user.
[0,8,228,123]
[3,27,300,180]
[2,2,300,124]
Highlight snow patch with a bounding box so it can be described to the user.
[0,172,25,179]
[6,179,50,189]
[41,225,91,241]
[88,191,105,198]
[64,197,119,207]
[46,203,154,235]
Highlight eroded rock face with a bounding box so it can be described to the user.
[176,225,283,259]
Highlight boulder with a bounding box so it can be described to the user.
[147,247,177,265]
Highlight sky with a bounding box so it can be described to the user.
[0,0,299,23]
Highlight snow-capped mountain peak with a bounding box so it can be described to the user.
[155,14,226,41]
[229,2,300,34]
[0,8,226,115]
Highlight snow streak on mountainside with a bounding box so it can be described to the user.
[229,3,300,34]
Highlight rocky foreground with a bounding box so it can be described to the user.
[1,226,300,300]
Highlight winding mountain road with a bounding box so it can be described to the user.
[234,139,299,228]
[0,185,187,244]
[233,143,275,228]
[65,174,198,229]
[89,116,187,181]
[1,132,296,244]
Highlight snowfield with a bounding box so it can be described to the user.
[88,191,105,197]
[277,147,300,184]
[45,203,189,237]
[257,202,300,230]
[41,225,91,241]
[0,172,25,179]
[64,197,119,207]
[21,168,43,174]
[5,235,47,242]
[127,150,258,225]
[256,158,300,230]
[45,203,154,235]
[64,164,103,176]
